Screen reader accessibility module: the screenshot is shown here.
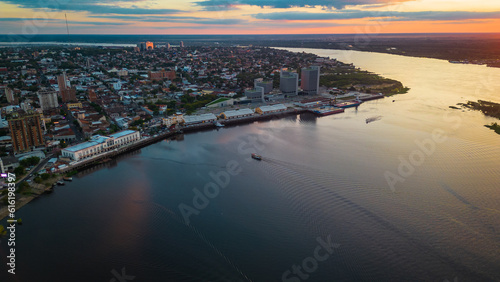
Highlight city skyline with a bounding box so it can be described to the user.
[0,0,499,34]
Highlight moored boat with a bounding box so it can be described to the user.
[63,177,73,181]
[309,106,345,116]
[57,180,65,186]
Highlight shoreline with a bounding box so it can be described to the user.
[0,174,65,221]
[1,107,318,221]
[275,46,500,69]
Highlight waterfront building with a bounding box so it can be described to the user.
[301,66,320,95]
[61,130,140,162]
[245,86,264,102]
[8,110,44,153]
[254,78,273,94]
[280,69,298,96]
[255,104,287,114]
[220,108,254,119]
[206,98,235,108]
[180,41,184,48]
[183,113,217,126]
[295,97,331,108]
[162,113,184,127]
[38,88,59,111]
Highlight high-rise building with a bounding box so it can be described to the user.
[301,66,320,95]
[180,41,184,48]
[57,71,69,94]
[61,87,76,103]
[137,41,154,51]
[38,88,59,111]
[254,78,273,94]
[8,110,44,153]
[166,43,171,50]
[280,69,298,96]
[88,89,97,102]
[57,71,76,102]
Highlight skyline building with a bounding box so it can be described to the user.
[138,41,154,51]
[8,110,44,153]
[245,86,265,102]
[38,88,59,111]
[280,69,298,96]
[254,78,273,94]
[58,71,76,103]
[301,66,320,95]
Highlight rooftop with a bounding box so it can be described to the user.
[108,130,137,139]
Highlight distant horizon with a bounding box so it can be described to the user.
[1,0,500,34]
[1,32,500,36]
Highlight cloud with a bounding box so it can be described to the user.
[194,0,412,10]
[1,0,182,14]
[89,15,246,25]
[0,17,60,22]
[253,10,500,21]
[0,17,129,26]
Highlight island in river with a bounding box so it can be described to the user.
[455,100,500,135]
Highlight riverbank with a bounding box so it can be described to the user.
[0,174,65,221]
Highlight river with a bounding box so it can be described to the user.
[1,48,499,281]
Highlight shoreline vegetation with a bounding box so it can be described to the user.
[452,100,500,135]
[0,171,76,221]
[320,68,409,96]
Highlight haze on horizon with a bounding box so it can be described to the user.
[0,0,499,35]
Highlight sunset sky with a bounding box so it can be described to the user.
[0,0,499,34]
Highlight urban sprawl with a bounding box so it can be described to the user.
[0,42,398,210]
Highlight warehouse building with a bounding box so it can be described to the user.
[220,109,254,119]
[183,113,217,125]
[255,104,287,114]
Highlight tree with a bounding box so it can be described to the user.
[19,156,40,167]
[14,166,26,176]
